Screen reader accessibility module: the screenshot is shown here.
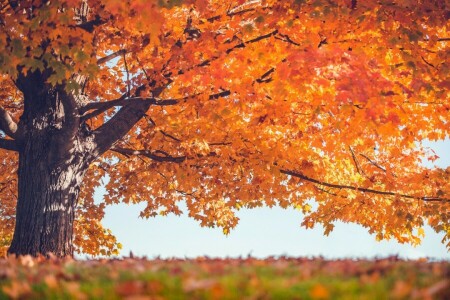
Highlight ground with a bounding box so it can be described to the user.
[0,256,448,299]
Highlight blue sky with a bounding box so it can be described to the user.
[99,140,449,260]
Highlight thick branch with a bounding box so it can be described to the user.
[0,138,18,151]
[80,92,127,115]
[0,106,18,138]
[82,89,232,122]
[280,169,450,203]
[90,100,152,158]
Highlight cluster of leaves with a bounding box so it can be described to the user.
[0,0,449,255]
[0,256,448,299]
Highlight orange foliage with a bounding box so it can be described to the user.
[0,0,449,255]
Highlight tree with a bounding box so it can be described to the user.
[0,0,448,257]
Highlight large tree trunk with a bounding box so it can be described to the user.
[7,76,89,257]
[5,71,151,257]
[8,147,87,256]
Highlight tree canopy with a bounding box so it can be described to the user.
[0,0,449,256]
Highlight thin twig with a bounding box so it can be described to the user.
[349,146,365,175]
[359,153,387,173]
[123,52,131,96]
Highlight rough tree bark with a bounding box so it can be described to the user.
[9,143,88,256]
[6,71,84,256]
[3,69,151,257]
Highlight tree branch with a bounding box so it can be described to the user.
[0,106,18,139]
[80,97,179,121]
[0,138,18,151]
[97,49,127,65]
[349,146,364,175]
[123,52,130,95]
[421,56,437,69]
[80,87,231,130]
[226,30,278,54]
[160,130,181,142]
[275,33,300,46]
[111,147,186,163]
[90,100,152,159]
[359,153,387,173]
[111,137,230,163]
[280,169,450,203]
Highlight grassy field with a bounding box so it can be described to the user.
[0,256,448,299]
